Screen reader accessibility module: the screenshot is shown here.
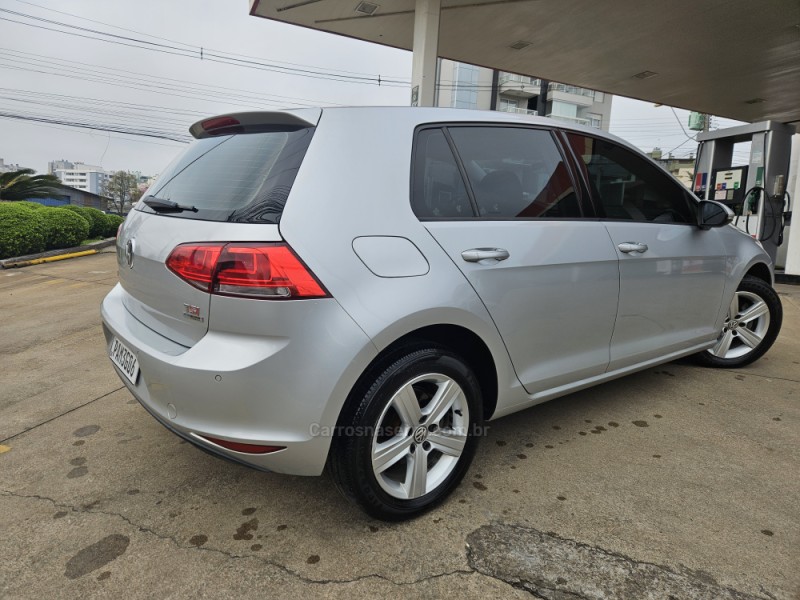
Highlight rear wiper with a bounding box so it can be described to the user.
[143,196,198,213]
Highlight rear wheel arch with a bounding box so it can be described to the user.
[336,324,499,429]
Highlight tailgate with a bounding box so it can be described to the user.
[116,210,282,347]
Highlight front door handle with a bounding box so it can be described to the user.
[461,248,510,263]
[617,242,649,254]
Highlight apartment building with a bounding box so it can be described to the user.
[48,160,109,195]
[647,148,696,189]
[0,158,23,174]
[435,60,612,130]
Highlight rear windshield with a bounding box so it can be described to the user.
[137,127,314,223]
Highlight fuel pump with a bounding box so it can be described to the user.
[693,122,793,266]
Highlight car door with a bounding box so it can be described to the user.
[563,132,727,370]
[413,125,620,396]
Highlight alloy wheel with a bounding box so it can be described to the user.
[708,290,771,359]
[371,373,469,500]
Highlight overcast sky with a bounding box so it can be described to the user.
[0,0,744,176]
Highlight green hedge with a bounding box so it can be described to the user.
[0,201,123,259]
[59,205,107,238]
[40,207,90,250]
[0,202,47,259]
[102,213,124,237]
[13,201,47,210]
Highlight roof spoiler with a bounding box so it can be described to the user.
[189,109,321,139]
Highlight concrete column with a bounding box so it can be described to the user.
[410,0,441,107]
[782,134,800,275]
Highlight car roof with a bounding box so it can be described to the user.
[189,106,656,167]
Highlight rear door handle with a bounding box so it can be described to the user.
[461,248,510,263]
[617,242,649,254]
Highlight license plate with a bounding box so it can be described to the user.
[109,336,139,385]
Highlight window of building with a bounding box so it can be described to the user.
[587,113,602,129]
[448,126,581,219]
[565,133,695,224]
[550,101,578,119]
[499,98,518,112]
[450,63,479,110]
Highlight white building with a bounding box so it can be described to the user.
[0,158,23,174]
[436,61,613,130]
[48,160,109,195]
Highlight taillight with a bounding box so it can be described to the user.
[166,243,328,300]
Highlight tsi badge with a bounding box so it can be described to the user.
[183,303,204,322]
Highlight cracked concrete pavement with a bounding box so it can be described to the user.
[1,251,798,599]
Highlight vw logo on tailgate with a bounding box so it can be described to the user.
[125,239,135,268]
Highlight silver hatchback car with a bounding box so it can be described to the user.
[102,107,782,520]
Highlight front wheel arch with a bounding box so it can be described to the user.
[745,262,772,285]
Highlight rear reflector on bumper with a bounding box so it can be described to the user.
[166,242,329,300]
[201,435,285,455]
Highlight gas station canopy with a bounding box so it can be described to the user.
[250,0,800,124]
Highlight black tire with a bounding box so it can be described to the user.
[693,275,782,368]
[329,345,482,521]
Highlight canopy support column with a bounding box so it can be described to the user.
[410,0,441,107]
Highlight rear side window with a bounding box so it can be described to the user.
[139,127,314,223]
[448,127,580,219]
[565,133,695,224]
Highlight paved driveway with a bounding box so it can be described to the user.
[1,250,798,599]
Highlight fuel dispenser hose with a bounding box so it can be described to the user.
[733,186,791,245]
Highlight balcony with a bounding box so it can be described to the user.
[545,113,590,126]
[498,73,540,98]
[498,106,538,116]
[547,84,595,107]
[548,83,595,98]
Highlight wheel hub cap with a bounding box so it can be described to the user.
[413,425,428,444]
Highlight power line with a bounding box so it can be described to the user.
[0,113,186,148]
[0,86,201,115]
[0,55,318,111]
[0,110,191,142]
[10,0,412,81]
[0,86,209,116]
[0,9,409,87]
[0,59,291,113]
[0,47,340,108]
[0,103,190,140]
[669,107,697,141]
[0,96,193,132]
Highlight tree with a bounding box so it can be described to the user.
[102,171,139,216]
[0,168,61,201]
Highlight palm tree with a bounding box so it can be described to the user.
[0,168,62,201]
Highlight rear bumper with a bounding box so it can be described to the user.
[101,283,377,475]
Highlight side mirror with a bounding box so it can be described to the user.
[698,200,734,229]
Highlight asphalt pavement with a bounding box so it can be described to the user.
[1,250,797,599]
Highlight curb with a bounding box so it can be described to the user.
[775,272,800,285]
[1,238,117,269]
